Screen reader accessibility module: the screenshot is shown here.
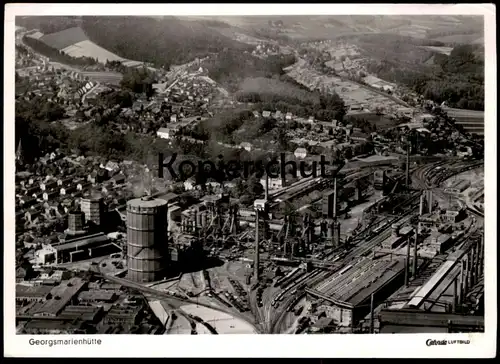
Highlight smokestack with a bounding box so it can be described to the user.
[328,220,333,246]
[333,178,337,219]
[470,246,475,286]
[452,276,458,313]
[412,228,418,278]
[458,261,464,307]
[370,293,375,334]
[467,250,473,289]
[428,190,433,213]
[254,209,260,281]
[335,221,341,248]
[405,237,410,286]
[419,194,425,216]
[406,139,410,188]
[193,210,198,232]
[463,256,469,297]
[476,236,482,280]
[232,206,238,235]
[265,174,269,201]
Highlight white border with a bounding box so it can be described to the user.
[4,4,497,358]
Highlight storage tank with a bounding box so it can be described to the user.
[126,197,169,283]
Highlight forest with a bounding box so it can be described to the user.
[366,44,484,110]
[80,17,251,69]
[203,50,296,92]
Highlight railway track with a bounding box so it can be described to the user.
[97,271,262,333]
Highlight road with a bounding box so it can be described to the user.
[96,269,262,333]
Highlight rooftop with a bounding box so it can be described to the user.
[32,278,87,316]
[127,197,168,209]
[16,284,53,299]
[314,257,406,306]
[54,233,109,252]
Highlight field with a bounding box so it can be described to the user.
[345,112,400,130]
[40,27,88,50]
[286,63,402,113]
[37,26,144,67]
[61,40,126,63]
[431,34,484,45]
[419,45,454,56]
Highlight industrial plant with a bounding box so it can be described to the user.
[14,13,486,337]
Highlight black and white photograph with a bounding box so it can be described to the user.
[4,3,496,358]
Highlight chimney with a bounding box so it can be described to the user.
[419,194,425,216]
[328,220,334,246]
[406,139,410,188]
[333,178,338,219]
[265,174,269,201]
[452,276,458,313]
[458,261,464,307]
[254,209,260,281]
[335,221,341,248]
[428,190,433,213]
[405,238,410,287]
[412,228,418,278]
[370,293,375,334]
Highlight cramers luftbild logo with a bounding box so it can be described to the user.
[426,339,471,346]
[158,153,344,181]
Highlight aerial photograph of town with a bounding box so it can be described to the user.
[13,13,485,336]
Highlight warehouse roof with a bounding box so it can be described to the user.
[16,285,53,299]
[54,233,109,252]
[59,305,103,322]
[379,309,484,327]
[315,257,406,306]
[32,278,87,317]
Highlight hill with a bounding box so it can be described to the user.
[79,16,251,68]
[39,26,88,50]
[16,16,252,69]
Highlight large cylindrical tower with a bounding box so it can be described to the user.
[126,197,169,283]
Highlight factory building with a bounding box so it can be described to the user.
[378,309,484,333]
[444,180,471,195]
[126,197,169,283]
[53,233,112,263]
[382,225,414,250]
[306,257,406,327]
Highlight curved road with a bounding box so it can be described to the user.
[96,269,262,333]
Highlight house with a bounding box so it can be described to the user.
[183,177,197,191]
[253,111,261,118]
[157,127,178,140]
[294,148,308,159]
[170,114,178,123]
[102,161,120,173]
[111,174,126,186]
[262,110,271,118]
[260,177,283,190]
[274,110,283,120]
[308,116,315,124]
[240,142,253,152]
[285,112,293,121]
